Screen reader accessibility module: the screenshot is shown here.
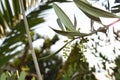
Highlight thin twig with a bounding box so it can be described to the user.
[87,19,120,36]
[39,39,74,61]
[19,0,43,80]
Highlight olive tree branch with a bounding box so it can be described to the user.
[87,19,120,36]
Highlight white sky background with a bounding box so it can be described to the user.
[33,0,120,80]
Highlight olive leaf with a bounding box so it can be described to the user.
[73,0,119,22]
[50,27,88,37]
[53,3,76,32]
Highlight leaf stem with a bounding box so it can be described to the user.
[19,0,43,80]
[39,39,74,61]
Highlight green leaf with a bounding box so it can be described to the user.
[1,1,9,24]
[4,0,13,27]
[18,71,27,80]
[53,3,76,32]
[0,35,25,55]
[57,18,65,31]
[73,0,119,20]
[12,0,20,19]
[74,15,77,28]
[28,17,45,28]
[82,10,101,22]
[0,73,7,80]
[0,12,7,36]
[0,44,22,55]
[50,27,88,37]
[0,51,20,67]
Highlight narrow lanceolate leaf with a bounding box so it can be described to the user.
[1,1,9,23]
[57,18,65,31]
[12,0,20,19]
[4,0,13,27]
[50,27,88,37]
[74,15,77,28]
[53,3,76,32]
[0,12,7,35]
[73,0,119,20]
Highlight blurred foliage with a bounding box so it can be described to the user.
[0,0,68,80]
[1,35,63,80]
[56,40,97,80]
[0,0,69,68]
[0,71,28,80]
[113,56,120,80]
[0,0,44,68]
